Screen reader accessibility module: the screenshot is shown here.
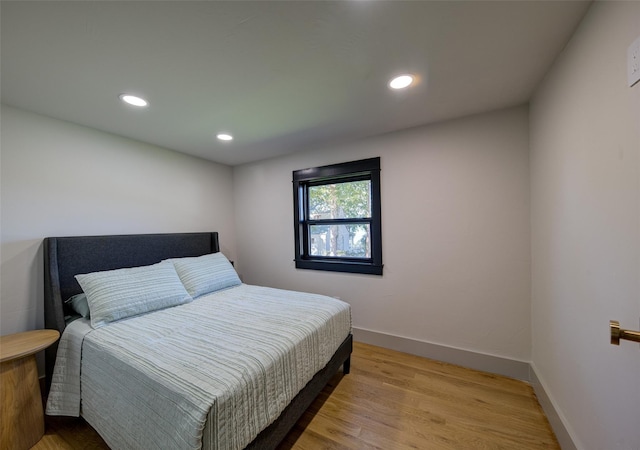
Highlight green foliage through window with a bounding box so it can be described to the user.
[309,181,371,219]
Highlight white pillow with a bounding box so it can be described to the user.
[76,261,192,329]
[171,252,241,298]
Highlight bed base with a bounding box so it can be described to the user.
[43,232,352,450]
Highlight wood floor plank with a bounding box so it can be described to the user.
[34,342,559,449]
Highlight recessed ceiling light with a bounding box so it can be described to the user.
[216,133,233,141]
[388,74,414,90]
[119,94,148,107]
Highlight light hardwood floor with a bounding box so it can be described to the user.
[34,342,558,449]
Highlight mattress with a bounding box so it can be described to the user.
[47,284,351,450]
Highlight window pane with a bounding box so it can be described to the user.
[310,224,371,258]
[309,180,371,219]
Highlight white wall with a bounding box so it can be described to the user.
[234,106,531,362]
[530,2,640,449]
[0,105,237,335]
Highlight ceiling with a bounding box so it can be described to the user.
[1,1,590,166]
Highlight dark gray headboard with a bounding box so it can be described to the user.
[43,232,219,383]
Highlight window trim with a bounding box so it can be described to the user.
[293,157,383,275]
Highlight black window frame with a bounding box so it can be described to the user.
[293,157,383,275]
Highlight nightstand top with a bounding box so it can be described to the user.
[0,330,60,363]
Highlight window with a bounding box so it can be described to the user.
[293,157,383,275]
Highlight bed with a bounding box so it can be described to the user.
[43,232,352,450]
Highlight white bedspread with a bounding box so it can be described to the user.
[46,284,351,450]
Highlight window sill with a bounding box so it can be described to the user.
[295,259,383,275]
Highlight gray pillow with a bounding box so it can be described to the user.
[65,293,90,318]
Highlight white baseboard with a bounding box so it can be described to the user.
[529,364,581,450]
[352,327,531,381]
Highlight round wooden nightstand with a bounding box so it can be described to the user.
[1,329,60,450]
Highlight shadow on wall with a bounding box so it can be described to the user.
[0,239,45,335]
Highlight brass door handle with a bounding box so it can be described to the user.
[610,320,640,345]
